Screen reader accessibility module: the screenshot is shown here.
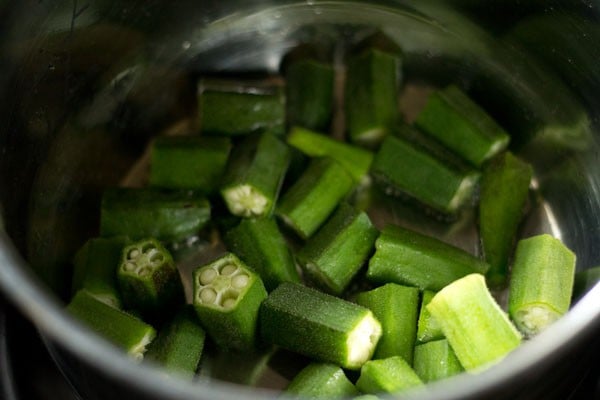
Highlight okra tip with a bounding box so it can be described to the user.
[345,311,382,369]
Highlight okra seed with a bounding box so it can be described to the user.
[128,249,141,259]
[232,274,249,289]
[141,242,155,253]
[137,266,151,277]
[199,288,217,304]
[148,251,164,265]
[222,298,237,309]
[220,264,237,276]
[124,262,137,272]
[200,268,218,285]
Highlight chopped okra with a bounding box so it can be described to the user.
[355,356,424,394]
[413,339,463,383]
[416,290,444,344]
[284,363,359,399]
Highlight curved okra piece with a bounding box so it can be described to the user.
[297,203,378,295]
[427,274,522,371]
[259,282,382,370]
[100,188,211,242]
[67,290,156,360]
[479,152,533,288]
[193,253,267,351]
[118,238,183,318]
[284,363,359,399]
[416,290,444,344]
[413,339,463,383]
[415,85,510,167]
[355,356,424,395]
[366,225,489,291]
[508,234,576,337]
[355,283,419,364]
[221,132,291,218]
[277,157,355,239]
[224,217,300,292]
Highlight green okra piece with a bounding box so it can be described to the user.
[287,126,374,183]
[479,152,533,288]
[573,266,600,301]
[355,283,419,364]
[277,157,355,239]
[353,396,380,400]
[370,125,480,216]
[145,306,206,377]
[355,356,424,394]
[297,203,378,295]
[260,282,382,370]
[416,290,444,344]
[117,238,184,317]
[415,85,510,167]
[67,289,156,360]
[100,188,211,242]
[72,236,130,308]
[284,363,359,399]
[193,253,267,351]
[221,132,291,218]
[224,217,301,291]
[508,234,576,337]
[413,339,463,383]
[198,78,285,136]
[285,59,335,131]
[149,136,231,192]
[199,348,274,386]
[427,274,522,371]
[345,48,401,145]
[366,225,489,291]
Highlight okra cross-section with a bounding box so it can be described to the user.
[259,282,382,370]
[117,238,183,318]
[284,363,359,399]
[193,253,267,351]
[221,132,291,218]
[366,225,489,291]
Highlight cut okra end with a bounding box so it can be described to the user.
[512,303,562,337]
[222,184,270,218]
[346,313,383,369]
[121,239,171,278]
[195,259,253,311]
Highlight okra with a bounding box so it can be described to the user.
[100,188,211,242]
[415,85,510,167]
[221,132,291,218]
[224,217,300,291]
[71,236,130,308]
[345,48,401,145]
[193,253,267,351]
[508,234,576,337]
[199,348,274,385]
[479,152,532,288]
[355,356,424,394]
[198,78,285,136]
[284,363,359,399]
[285,59,335,131]
[287,126,374,183]
[145,306,206,376]
[355,283,419,364]
[117,238,184,317]
[426,274,522,371]
[149,136,231,192]
[370,126,480,216]
[416,290,444,344]
[366,225,489,291]
[67,290,156,360]
[413,339,463,383]
[297,203,378,295]
[573,266,600,301]
[277,157,355,239]
[259,282,382,370]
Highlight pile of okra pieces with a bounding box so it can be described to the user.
[67,33,578,397]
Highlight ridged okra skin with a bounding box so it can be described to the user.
[277,157,355,239]
[221,132,291,218]
[260,282,382,370]
[297,203,378,295]
[427,274,522,371]
[416,290,444,344]
[345,48,401,145]
[284,363,359,399]
[117,238,184,318]
[413,339,463,383]
[366,225,489,291]
[67,290,156,360]
[415,85,510,167]
[149,136,231,193]
[224,217,300,291]
[355,356,424,394]
[370,127,480,216]
[193,253,268,351]
[479,152,533,288]
[573,265,600,301]
[100,188,211,242]
[72,236,130,308]
[285,59,335,132]
[508,234,576,337]
[355,283,419,364]
[145,306,206,377]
